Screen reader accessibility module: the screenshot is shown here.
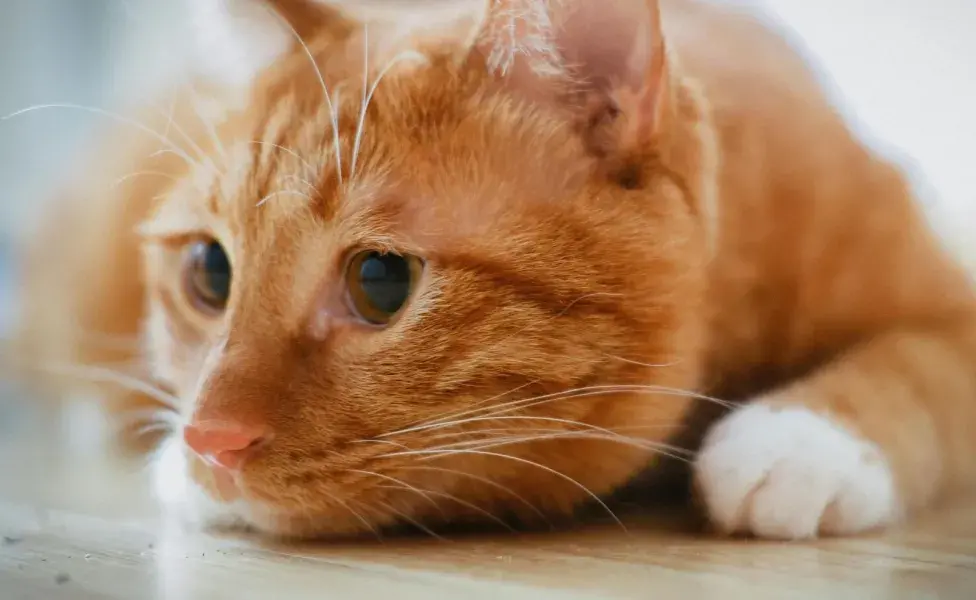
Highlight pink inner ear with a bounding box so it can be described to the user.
[556,0,662,91]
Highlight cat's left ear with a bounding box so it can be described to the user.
[469,0,670,160]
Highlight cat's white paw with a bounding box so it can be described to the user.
[694,403,901,539]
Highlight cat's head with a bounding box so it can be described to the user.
[146,0,717,537]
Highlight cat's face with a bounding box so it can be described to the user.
[145,0,712,537]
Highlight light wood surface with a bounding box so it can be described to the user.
[1,394,974,599]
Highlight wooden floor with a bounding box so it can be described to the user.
[1,393,974,600]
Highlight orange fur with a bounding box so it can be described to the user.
[13,0,976,539]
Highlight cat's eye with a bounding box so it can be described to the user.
[182,239,232,314]
[345,250,423,325]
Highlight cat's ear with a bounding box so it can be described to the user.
[188,0,349,89]
[470,0,669,158]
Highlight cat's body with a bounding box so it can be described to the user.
[14,0,976,540]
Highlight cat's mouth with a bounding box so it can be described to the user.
[151,434,403,538]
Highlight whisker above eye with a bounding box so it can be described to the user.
[248,141,318,183]
[255,189,313,208]
[349,42,428,180]
[261,3,343,186]
[109,170,182,190]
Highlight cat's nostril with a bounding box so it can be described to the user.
[183,421,270,471]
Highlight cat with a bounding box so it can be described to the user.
[12,0,976,541]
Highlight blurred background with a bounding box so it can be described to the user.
[0,0,974,335]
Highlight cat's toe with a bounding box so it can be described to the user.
[694,403,901,540]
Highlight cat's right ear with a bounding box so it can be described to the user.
[465,0,672,171]
[188,0,349,89]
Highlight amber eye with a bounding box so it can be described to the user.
[345,251,423,325]
[182,239,232,314]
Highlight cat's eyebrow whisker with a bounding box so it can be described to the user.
[280,174,319,194]
[183,85,230,167]
[373,483,515,532]
[1,104,199,171]
[255,189,313,208]
[350,23,369,180]
[115,0,220,172]
[145,101,223,177]
[397,464,553,527]
[388,448,627,532]
[373,499,446,541]
[262,4,343,186]
[348,469,447,517]
[349,47,429,180]
[109,170,182,190]
[248,141,318,183]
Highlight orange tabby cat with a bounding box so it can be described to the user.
[13,0,976,540]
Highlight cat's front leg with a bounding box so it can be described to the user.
[694,316,976,539]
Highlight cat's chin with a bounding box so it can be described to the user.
[151,435,254,533]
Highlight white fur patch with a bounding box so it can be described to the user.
[152,435,249,531]
[695,403,901,539]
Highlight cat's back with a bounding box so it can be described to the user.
[661,0,974,394]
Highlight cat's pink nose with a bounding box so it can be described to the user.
[183,421,269,470]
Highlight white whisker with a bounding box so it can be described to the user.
[2,104,198,170]
[109,170,181,190]
[399,465,552,526]
[373,499,446,541]
[318,490,382,540]
[348,469,446,516]
[423,431,692,463]
[382,385,729,439]
[255,189,312,208]
[374,484,514,532]
[380,414,635,441]
[248,141,318,181]
[33,361,179,410]
[262,4,343,186]
[387,448,627,531]
[602,353,682,369]
[349,49,429,180]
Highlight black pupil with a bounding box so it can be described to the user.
[359,252,411,315]
[200,241,231,304]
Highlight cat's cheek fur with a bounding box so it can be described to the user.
[694,403,902,540]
